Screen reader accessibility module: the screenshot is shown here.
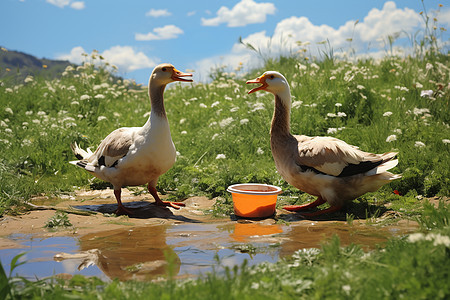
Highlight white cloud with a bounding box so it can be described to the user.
[57,46,86,64]
[195,1,435,80]
[70,1,85,10]
[46,0,85,9]
[145,9,171,18]
[57,46,158,73]
[202,0,275,27]
[135,25,184,41]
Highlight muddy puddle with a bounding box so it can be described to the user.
[0,217,417,281]
[0,189,420,281]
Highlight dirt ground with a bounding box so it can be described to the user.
[1,188,437,250]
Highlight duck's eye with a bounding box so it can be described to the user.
[162,67,167,72]
[270,75,275,79]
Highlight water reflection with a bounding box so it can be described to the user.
[1,219,417,282]
[231,222,283,242]
[280,221,416,256]
[59,226,180,281]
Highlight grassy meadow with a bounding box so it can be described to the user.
[0,47,448,216]
[1,11,450,297]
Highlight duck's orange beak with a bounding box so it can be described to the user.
[246,74,268,94]
[172,68,193,82]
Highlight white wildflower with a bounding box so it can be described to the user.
[230,106,239,112]
[429,233,450,247]
[22,139,32,146]
[0,120,7,127]
[329,76,336,80]
[342,285,351,295]
[24,76,34,83]
[80,95,91,101]
[394,85,409,92]
[65,65,75,72]
[240,119,249,125]
[215,154,226,160]
[5,128,12,133]
[357,85,365,90]
[219,117,233,128]
[32,119,40,125]
[327,113,337,118]
[297,63,307,71]
[189,97,198,101]
[420,90,433,98]
[97,116,107,121]
[5,88,13,93]
[256,147,264,155]
[442,139,450,144]
[407,233,425,243]
[425,63,433,70]
[179,118,186,125]
[335,103,342,107]
[310,63,320,70]
[199,103,207,108]
[413,107,430,115]
[292,101,303,108]
[5,107,13,114]
[415,82,423,88]
[25,111,33,115]
[181,130,187,135]
[113,112,121,118]
[224,95,233,101]
[383,111,393,117]
[393,129,402,134]
[71,101,80,105]
[327,128,338,134]
[251,102,265,112]
[211,101,220,108]
[337,112,347,117]
[212,133,220,140]
[251,282,260,290]
[386,135,397,142]
[414,141,426,148]
[94,94,105,99]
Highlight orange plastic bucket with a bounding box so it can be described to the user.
[227,183,282,218]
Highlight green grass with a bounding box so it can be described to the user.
[1,48,448,216]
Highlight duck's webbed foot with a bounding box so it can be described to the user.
[283,196,326,212]
[114,189,134,215]
[148,184,185,210]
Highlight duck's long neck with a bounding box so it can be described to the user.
[270,89,292,139]
[143,81,168,130]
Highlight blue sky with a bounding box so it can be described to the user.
[1,0,448,83]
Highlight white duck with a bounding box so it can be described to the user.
[246,71,401,217]
[70,63,192,215]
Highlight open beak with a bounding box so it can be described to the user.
[172,68,193,82]
[246,75,267,94]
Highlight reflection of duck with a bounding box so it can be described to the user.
[247,72,401,217]
[70,64,192,215]
[57,226,180,281]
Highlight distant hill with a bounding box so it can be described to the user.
[0,46,74,83]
